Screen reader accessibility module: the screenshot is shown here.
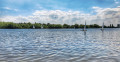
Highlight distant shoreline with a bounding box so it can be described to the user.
[0,28,119,29]
[0,22,118,29]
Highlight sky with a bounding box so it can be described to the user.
[0,0,120,26]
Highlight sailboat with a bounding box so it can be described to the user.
[81,21,87,31]
[41,25,43,29]
[33,25,35,29]
[101,22,104,31]
[74,26,75,29]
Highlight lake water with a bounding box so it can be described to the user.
[0,29,120,62]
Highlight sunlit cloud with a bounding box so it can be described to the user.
[0,0,120,26]
[0,6,120,26]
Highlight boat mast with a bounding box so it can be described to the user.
[102,22,104,30]
[84,20,86,31]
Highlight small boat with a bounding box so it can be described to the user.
[41,25,43,29]
[101,22,104,31]
[33,25,35,29]
[81,21,87,31]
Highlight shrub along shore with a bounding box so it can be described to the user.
[0,22,116,29]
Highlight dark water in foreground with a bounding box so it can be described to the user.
[0,29,120,62]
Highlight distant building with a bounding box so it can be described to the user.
[117,24,120,28]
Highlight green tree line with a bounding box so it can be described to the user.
[0,22,116,29]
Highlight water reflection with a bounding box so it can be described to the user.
[84,31,86,40]
[101,30,104,41]
[0,29,120,62]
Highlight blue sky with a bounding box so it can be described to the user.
[0,0,120,25]
[0,0,120,16]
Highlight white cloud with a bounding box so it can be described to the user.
[1,6,120,26]
[3,7,11,10]
[92,6,120,26]
[117,6,120,8]
[0,10,92,25]
[114,0,119,4]
[13,9,19,11]
[3,7,19,11]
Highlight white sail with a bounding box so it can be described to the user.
[83,21,87,31]
[101,22,104,30]
[41,25,43,29]
[84,21,86,30]
[33,25,35,29]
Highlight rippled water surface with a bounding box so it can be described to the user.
[0,29,120,62]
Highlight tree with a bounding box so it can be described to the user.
[63,24,70,28]
[80,24,84,28]
[93,24,100,28]
[74,24,79,28]
[0,21,110,29]
[112,24,114,28]
[110,24,112,28]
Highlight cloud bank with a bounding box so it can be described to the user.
[0,6,120,26]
